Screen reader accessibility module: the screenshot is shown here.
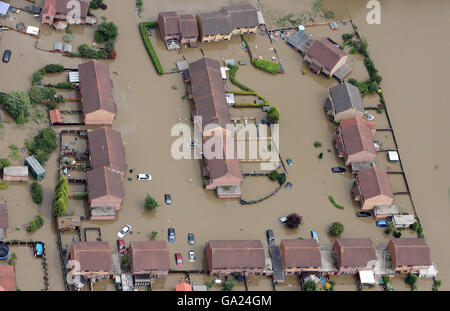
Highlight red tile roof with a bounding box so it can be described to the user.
[129,241,170,274]
[159,11,180,35]
[0,265,16,291]
[43,0,90,18]
[357,168,394,200]
[88,127,127,175]
[306,37,347,72]
[176,282,192,291]
[86,166,124,201]
[280,239,322,268]
[49,109,62,124]
[206,240,265,270]
[79,60,116,115]
[334,238,376,268]
[339,119,376,158]
[70,242,111,272]
[388,238,432,267]
[180,14,198,38]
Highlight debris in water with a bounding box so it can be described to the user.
[128,85,131,90]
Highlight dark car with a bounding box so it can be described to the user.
[187,233,195,245]
[357,211,372,218]
[2,50,11,63]
[331,167,346,174]
[261,119,270,125]
[117,239,126,254]
[164,194,172,205]
[266,229,275,245]
[168,227,175,242]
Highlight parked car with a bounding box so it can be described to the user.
[261,119,270,125]
[284,182,292,190]
[175,253,183,266]
[168,227,175,242]
[164,194,172,205]
[266,229,275,245]
[117,239,126,254]
[376,220,388,227]
[357,211,372,218]
[286,158,293,166]
[188,250,195,262]
[187,233,195,245]
[331,167,346,174]
[2,50,11,63]
[136,173,152,180]
[117,225,131,239]
[311,230,319,243]
[279,216,288,223]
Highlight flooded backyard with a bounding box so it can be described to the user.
[0,0,448,291]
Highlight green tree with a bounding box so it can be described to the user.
[31,182,43,204]
[29,86,44,105]
[151,231,158,239]
[268,170,279,181]
[329,221,344,236]
[144,194,159,211]
[16,111,26,124]
[278,173,287,185]
[223,278,236,291]
[53,198,66,217]
[405,273,418,287]
[4,90,31,122]
[267,106,280,124]
[95,20,118,43]
[204,281,213,289]
[410,221,419,231]
[302,280,317,291]
[0,158,11,169]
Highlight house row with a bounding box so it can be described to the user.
[40,0,97,30]
[184,57,243,198]
[86,127,127,220]
[68,237,435,288]
[158,3,258,47]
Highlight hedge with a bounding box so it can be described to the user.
[31,182,43,204]
[228,65,254,92]
[54,82,74,89]
[251,58,280,74]
[139,22,163,75]
[328,195,344,210]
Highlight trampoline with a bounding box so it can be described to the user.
[0,245,9,260]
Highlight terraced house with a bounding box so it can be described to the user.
[387,238,435,275]
[197,3,258,42]
[333,238,377,275]
[129,241,170,286]
[352,167,394,210]
[280,239,322,275]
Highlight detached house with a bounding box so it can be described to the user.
[387,238,433,274]
[78,60,117,125]
[333,238,377,275]
[280,239,322,275]
[325,82,365,122]
[69,242,111,283]
[41,0,94,30]
[334,115,377,166]
[129,241,170,286]
[352,167,394,210]
[205,240,266,276]
[304,37,348,77]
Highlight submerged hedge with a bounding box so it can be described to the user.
[139,22,163,75]
[251,58,280,74]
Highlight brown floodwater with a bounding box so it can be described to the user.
[0,0,448,291]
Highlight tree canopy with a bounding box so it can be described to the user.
[267,106,280,124]
[329,221,344,236]
[95,20,118,43]
[4,90,31,123]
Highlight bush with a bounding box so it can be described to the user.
[29,86,44,105]
[139,22,163,74]
[26,215,44,232]
[144,194,159,211]
[32,71,44,83]
[329,221,344,236]
[95,20,118,43]
[72,192,88,199]
[55,82,74,89]
[278,173,286,185]
[268,170,279,181]
[63,33,73,42]
[349,48,357,54]
[251,58,280,74]
[53,176,69,217]
[31,182,43,204]
[228,65,254,92]
[0,158,11,169]
[78,44,108,59]
[105,40,115,53]
[0,182,8,190]
[328,195,344,210]
[267,106,280,124]
[393,231,402,238]
[89,0,103,9]
[313,141,322,148]
[342,33,354,42]
[302,280,317,291]
[410,221,419,231]
[405,273,418,286]
[223,278,236,291]
[26,128,57,166]
[4,90,31,123]
[44,65,65,74]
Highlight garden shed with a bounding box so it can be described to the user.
[25,156,46,180]
[2,166,29,181]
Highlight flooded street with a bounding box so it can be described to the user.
[0,0,448,291]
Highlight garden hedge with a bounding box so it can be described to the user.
[139,22,163,75]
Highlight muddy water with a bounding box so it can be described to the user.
[0,0,448,291]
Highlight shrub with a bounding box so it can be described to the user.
[72,192,88,199]
[405,273,418,286]
[89,0,103,9]
[410,221,419,231]
[328,195,344,210]
[278,173,286,185]
[0,158,11,169]
[63,33,73,42]
[251,58,280,74]
[267,106,280,124]
[144,194,159,211]
[31,182,43,204]
[313,141,322,148]
[205,281,213,289]
[29,86,45,105]
[55,82,74,89]
[95,20,118,43]
[151,231,158,239]
[318,152,323,159]
[0,182,8,190]
[33,71,44,83]
[223,278,236,291]
[342,33,354,42]
[393,231,402,238]
[26,215,44,232]
[26,128,57,166]
[105,40,115,53]
[268,170,279,181]
[139,22,163,74]
[349,48,357,54]
[329,221,344,236]
[302,280,317,291]
[4,90,31,123]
